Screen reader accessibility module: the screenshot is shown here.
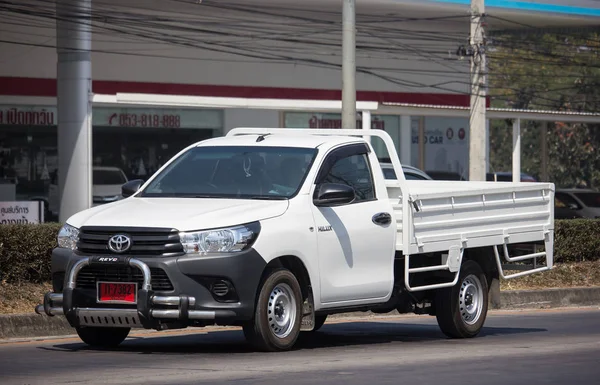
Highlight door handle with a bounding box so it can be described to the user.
[372,212,392,226]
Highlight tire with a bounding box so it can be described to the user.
[434,260,489,339]
[76,327,130,348]
[243,268,303,352]
[312,315,328,332]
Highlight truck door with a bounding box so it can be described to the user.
[310,143,396,305]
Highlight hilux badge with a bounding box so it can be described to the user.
[108,234,132,253]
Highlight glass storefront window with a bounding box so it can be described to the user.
[0,105,223,218]
[282,111,471,179]
[283,111,400,160]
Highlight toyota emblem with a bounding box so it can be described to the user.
[108,234,132,253]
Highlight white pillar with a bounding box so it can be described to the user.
[361,110,371,143]
[341,0,356,130]
[57,0,93,222]
[400,115,412,166]
[541,122,549,182]
[485,118,490,173]
[468,0,487,181]
[512,118,521,183]
[418,116,425,170]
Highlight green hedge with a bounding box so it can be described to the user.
[1,220,599,284]
[0,223,62,284]
[554,219,600,263]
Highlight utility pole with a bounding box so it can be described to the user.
[469,0,487,181]
[56,0,93,222]
[342,0,356,129]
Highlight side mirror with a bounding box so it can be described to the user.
[568,203,580,210]
[313,183,355,207]
[121,179,144,198]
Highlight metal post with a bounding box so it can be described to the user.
[485,118,490,173]
[469,0,487,180]
[418,116,425,170]
[361,110,371,143]
[512,118,521,183]
[56,0,93,222]
[341,0,356,130]
[541,121,548,182]
[400,115,412,166]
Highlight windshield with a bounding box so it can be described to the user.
[94,169,127,185]
[574,192,600,208]
[140,146,317,199]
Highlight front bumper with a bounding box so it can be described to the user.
[35,249,266,330]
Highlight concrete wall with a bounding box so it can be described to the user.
[0,3,470,97]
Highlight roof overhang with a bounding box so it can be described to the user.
[379,102,600,123]
[92,93,380,112]
[92,93,600,123]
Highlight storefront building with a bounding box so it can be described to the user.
[0,104,223,205]
[1,0,598,220]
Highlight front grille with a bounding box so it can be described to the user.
[76,265,174,291]
[77,226,184,257]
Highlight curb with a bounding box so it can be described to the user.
[2,287,600,340]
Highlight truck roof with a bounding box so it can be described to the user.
[196,133,362,150]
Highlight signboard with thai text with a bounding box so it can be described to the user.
[0,106,223,130]
[0,201,44,224]
[92,108,223,129]
[0,106,57,126]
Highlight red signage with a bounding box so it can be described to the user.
[108,113,181,128]
[0,107,55,126]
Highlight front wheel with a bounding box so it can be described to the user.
[243,268,303,352]
[434,260,489,338]
[76,327,130,348]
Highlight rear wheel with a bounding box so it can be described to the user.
[243,268,303,352]
[434,260,489,338]
[76,327,130,348]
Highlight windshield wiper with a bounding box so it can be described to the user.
[247,195,288,200]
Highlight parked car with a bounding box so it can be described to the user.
[554,188,600,219]
[36,128,554,352]
[380,163,433,180]
[486,172,537,182]
[48,166,128,219]
[426,170,466,181]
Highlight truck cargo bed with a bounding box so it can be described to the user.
[390,180,554,255]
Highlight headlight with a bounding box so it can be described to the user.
[179,222,260,255]
[57,224,79,250]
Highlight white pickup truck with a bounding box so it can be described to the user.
[36,128,555,352]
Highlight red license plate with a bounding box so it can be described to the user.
[97,282,137,304]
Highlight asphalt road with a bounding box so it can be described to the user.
[1,308,599,385]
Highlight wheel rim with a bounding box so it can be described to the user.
[267,283,297,339]
[459,274,484,325]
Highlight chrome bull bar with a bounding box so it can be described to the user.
[35,256,233,329]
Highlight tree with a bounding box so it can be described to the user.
[487,29,600,188]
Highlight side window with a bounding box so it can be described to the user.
[555,192,581,210]
[322,153,375,202]
[405,172,428,180]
